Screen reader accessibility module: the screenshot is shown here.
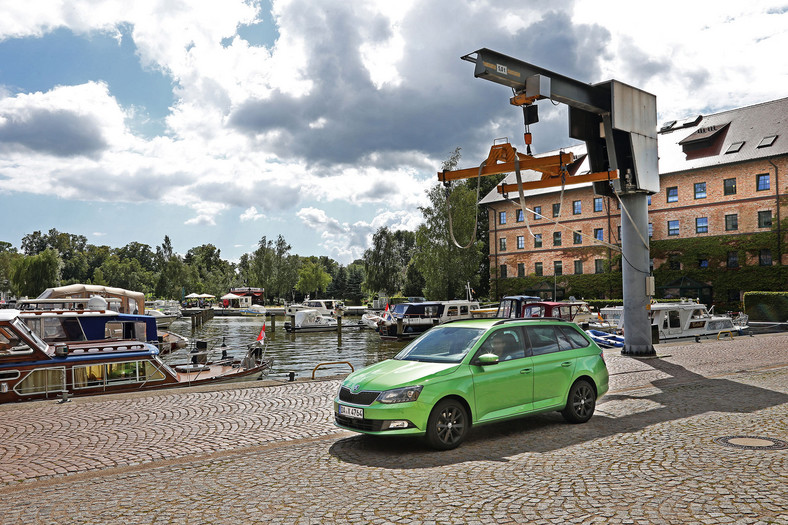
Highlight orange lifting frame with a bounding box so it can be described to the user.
[437,142,618,193]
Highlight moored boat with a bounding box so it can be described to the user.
[284,309,338,333]
[377,299,480,340]
[0,309,273,403]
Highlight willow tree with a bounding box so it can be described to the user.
[412,148,483,300]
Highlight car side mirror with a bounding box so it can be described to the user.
[475,353,500,366]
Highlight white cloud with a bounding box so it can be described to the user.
[240,206,265,222]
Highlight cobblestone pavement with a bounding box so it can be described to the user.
[1,334,787,524]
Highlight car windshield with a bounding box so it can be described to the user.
[394,326,485,363]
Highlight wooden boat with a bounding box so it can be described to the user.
[0,309,273,403]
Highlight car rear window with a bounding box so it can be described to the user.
[557,325,591,349]
[524,326,560,356]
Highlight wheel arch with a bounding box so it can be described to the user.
[433,394,474,428]
[571,374,598,396]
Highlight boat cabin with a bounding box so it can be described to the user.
[495,296,541,318]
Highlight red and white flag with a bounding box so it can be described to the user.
[257,320,266,342]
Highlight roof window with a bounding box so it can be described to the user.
[757,135,778,148]
[725,141,745,154]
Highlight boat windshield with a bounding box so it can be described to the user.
[394,326,485,363]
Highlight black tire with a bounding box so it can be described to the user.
[425,399,469,450]
[561,379,596,423]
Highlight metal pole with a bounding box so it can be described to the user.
[620,192,655,356]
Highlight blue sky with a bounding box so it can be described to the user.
[1,0,786,264]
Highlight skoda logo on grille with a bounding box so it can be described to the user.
[351,384,361,393]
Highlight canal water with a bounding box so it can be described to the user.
[163,316,409,381]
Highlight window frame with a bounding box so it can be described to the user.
[756,173,770,191]
[695,217,708,234]
[758,210,772,228]
[593,197,603,212]
[499,211,506,225]
[694,182,707,199]
[723,178,737,195]
[572,200,582,215]
[667,220,680,236]
[534,262,543,276]
[666,186,678,203]
[553,231,562,247]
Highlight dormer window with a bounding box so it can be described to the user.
[757,135,778,148]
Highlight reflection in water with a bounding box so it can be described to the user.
[164,316,408,380]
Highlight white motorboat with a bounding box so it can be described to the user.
[377,299,480,340]
[284,309,338,333]
[599,299,749,341]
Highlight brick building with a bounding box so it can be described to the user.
[480,97,788,305]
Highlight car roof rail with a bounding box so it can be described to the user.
[493,317,566,326]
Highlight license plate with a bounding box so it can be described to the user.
[339,404,364,419]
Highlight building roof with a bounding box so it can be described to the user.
[480,97,788,204]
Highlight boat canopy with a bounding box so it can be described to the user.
[37,284,145,314]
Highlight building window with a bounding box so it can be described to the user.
[573,231,582,244]
[758,210,773,228]
[552,203,561,217]
[669,255,681,270]
[500,264,508,278]
[554,260,562,276]
[667,186,678,203]
[594,197,603,212]
[534,262,543,276]
[573,200,581,215]
[533,206,542,220]
[594,259,605,274]
[516,209,524,222]
[499,211,506,224]
[517,263,525,277]
[668,220,680,236]
[534,234,542,248]
[725,214,738,231]
[698,258,708,269]
[647,195,652,206]
[553,232,562,246]
[648,223,653,237]
[696,217,708,234]
[727,251,739,268]
[757,173,770,191]
[694,182,707,199]
[726,142,744,154]
[617,225,621,241]
[759,249,772,266]
[594,228,603,241]
[724,178,737,195]
[574,260,583,274]
[516,236,525,250]
[499,238,507,251]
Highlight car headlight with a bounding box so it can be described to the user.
[377,385,423,404]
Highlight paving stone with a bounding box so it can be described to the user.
[0,334,786,524]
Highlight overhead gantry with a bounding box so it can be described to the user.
[439,48,659,356]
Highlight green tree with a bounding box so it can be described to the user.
[115,242,156,272]
[10,247,62,297]
[295,260,332,297]
[345,261,366,305]
[412,181,483,300]
[363,227,400,295]
[21,229,89,283]
[0,242,21,296]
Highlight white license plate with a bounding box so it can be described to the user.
[339,404,364,419]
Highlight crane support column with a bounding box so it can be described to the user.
[619,192,654,355]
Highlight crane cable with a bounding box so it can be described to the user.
[445,160,484,249]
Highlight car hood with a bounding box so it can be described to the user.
[343,359,460,391]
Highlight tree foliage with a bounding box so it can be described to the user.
[295,260,332,297]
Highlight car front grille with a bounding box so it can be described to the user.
[339,387,380,406]
[335,414,385,432]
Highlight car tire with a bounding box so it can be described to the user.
[561,379,596,424]
[425,398,468,450]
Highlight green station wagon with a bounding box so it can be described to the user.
[334,318,609,449]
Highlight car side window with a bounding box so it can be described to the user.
[558,326,591,349]
[524,326,560,356]
[477,328,526,361]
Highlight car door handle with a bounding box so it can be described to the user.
[520,368,532,374]
[561,362,572,367]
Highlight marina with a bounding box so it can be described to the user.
[163,315,408,381]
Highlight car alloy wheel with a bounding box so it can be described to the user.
[562,379,596,423]
[426,399,468,450]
